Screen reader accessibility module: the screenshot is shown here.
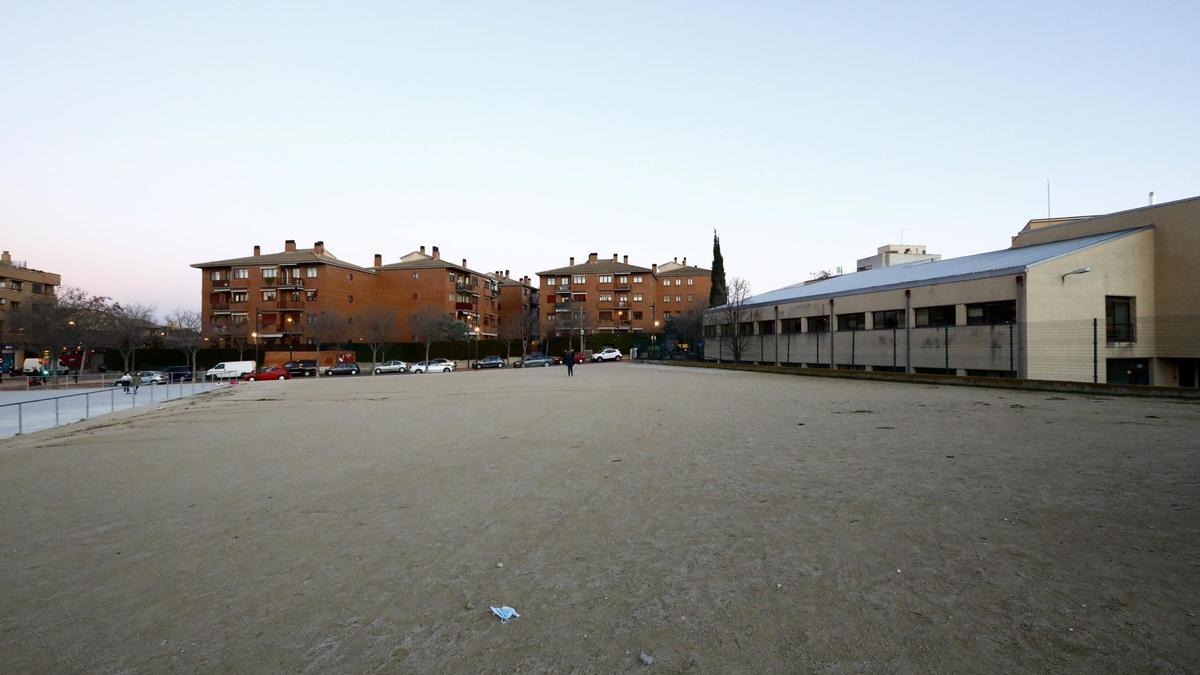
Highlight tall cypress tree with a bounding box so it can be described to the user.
[709,230,727,306]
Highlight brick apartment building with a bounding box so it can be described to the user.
[493,271,540,338]
[1,250,62,372]
[537,253,712,338]
[192,241,503,348]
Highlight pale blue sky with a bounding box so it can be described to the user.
[3,1,1197,314]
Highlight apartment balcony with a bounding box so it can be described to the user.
[613,284,631,292]
[455,301,475,310]
[210,283,232,292]
[276,299,305,311]
[210,302,231,312]
[275,277,305,290]
[556,285,571,292]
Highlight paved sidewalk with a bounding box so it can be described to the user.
[0,382,226,437]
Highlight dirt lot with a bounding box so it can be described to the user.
[1,363,1197,672]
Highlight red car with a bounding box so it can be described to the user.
[242,366,291,381]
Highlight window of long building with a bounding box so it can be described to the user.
[872,309,905,329]
[738,322,754,336]
[914,305,956,327]
[1106,296,1136,342]
[966,300,1016,325]
[807,315,830,332]
[781,318,802,333]
[758,320,775,334]
[837,312,865,331]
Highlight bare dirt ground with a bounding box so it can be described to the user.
[1,363,1197,673]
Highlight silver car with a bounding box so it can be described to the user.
[374,360,409,374]
[411,358,456,374]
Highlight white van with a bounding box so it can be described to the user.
[205,361,257,380]
[22,358,69,375]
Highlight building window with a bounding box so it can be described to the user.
[306,290,318,301]
[915,305,956,328]
[663,278,671,287]
[663,295,670,303]
[872,309,905,329]
[261,267,277,279]
[598,294,613,302]
[807,315,830,332]
[966,300,1016,325]
[572,275,586,284]
[346,272,353,281]
[232,291,247,303]
[633,275,643,283]
[837,313,866,331]
[545,277,555,286]
[10,280,21,291]
[599,311,613,321]
[758,320,775,335]
[704,325,718,338]
[1106,296,1136,342]
[686,295,693,302]
[234,268,249,279]
[262,290,277,301]
[738,322,754,336]
[306,267,318,278]
[31,282,44,294]
[546,313,555,321]
[618,276,628,284]
[675,279,682,286]
[412,292,419,300]
[674,295,682,302]
[307,314,316,325]
[0,280,5,289]
[781,318,801,333]
[209,271,224,282]
[687,278,694,285]
[633,311,643,320]
[599,275,613,283]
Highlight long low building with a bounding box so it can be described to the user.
[704,196,1200,387]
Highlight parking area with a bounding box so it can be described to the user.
[1,363,1197,671]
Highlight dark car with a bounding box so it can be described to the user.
[323,362,360,376]
[283,359,318,377]
[472,355,506,370]
[163,365,193,382]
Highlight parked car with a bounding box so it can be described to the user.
[472,355,506,370]
[374,360,409,374]
[411,358,456,374]
[206,361,257,380]
[324,362,360,376]
[163,365,193,382]
[551,352,586,365]
[112,370,167,386]
[282,360,318,377]
[242,366,290,381]
[517,355,556,368]
[591,347,623,362]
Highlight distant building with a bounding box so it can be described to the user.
[493,271,539,340]
[0,250,62,373]
[856,244,941,272]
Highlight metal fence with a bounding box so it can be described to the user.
[706,314,1200,386]
[0,380,229,438]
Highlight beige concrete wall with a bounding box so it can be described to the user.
[1024,229,1157,382]
[1012,196,1200,317]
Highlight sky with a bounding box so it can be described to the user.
[3,1,1198,316]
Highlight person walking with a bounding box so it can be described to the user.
[120,371,132,394]
[131,371,141,395]
[566,349,575,377]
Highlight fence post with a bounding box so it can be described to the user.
[815,331,820,367]
[944,325,950,375]
[111,388,115,412]
[851,330,856,368]
[892,327,897,369]
[1093,317,1098,383]
[1009,322,1015,376]
[18,403,22,435]
[86,392,90,419]
[55,398,59,426]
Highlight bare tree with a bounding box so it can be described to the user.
[666,302,709,354]
[715,277,753,363]
[164,309,205,378]
[409,306,467,366]
[306,310,347,378]
[555,299,593,352]
[227,330,250,361]
[359,307,397,374]
[498,308,538,361]
[9,287,113,384]
[108,303,158,372]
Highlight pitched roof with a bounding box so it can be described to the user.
[537,260,653,276]
[191,248,373,273]
[737,228,1148,309]
[658,264,712,277]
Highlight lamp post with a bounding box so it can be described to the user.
[251,332,258,365]
[474,326,481,366]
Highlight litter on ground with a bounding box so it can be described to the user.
[491,606,520,623]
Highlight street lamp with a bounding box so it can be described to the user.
[474,326,481,366]
[251,331,258,364]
